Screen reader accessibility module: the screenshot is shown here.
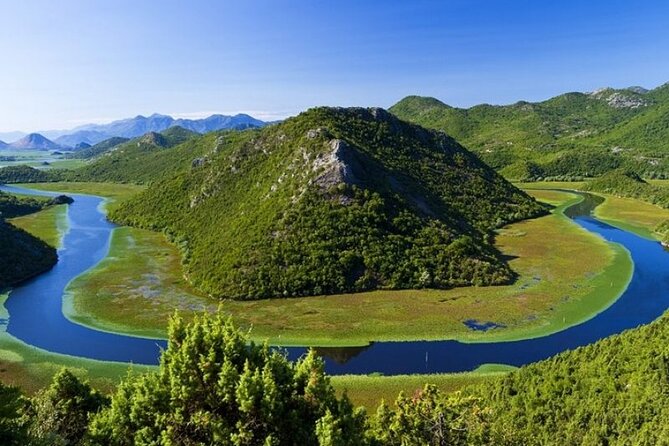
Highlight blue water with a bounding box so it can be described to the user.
[2,185,668,374]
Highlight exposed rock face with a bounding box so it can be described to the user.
[589,88,648,109]
[191,157,207,168]
[312,139,360,191]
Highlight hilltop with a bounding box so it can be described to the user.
[110,107,545,299]
[8,133,61,150]
[390,83,669,179]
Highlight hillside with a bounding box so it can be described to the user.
[390,83,669,179]
[66,128,239,184]
[110,107,545,299]
[0,191,58,288]
[67,137,130,160]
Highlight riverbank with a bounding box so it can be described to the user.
[10,185,633,347]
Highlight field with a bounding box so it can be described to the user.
[19,182,145,212]
[331,365,515,410]
[8,204,68,248]
[63,226,216,339]
[0,292,153,394]
[519,180,669,240]
[20,187,629,347]
[0,149,85,170]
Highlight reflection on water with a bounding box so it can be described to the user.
[312,344,373,364]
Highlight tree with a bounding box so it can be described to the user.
[88,313,368,446]
[23,369,108,445]
[0,382,29,446]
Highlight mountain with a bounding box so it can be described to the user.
[65,126,210,182]
[173,113,266,132]
[73,142,92,150]
[390,83,669,179]
[110,107,545,300]
[8,133,61,150]
[0,140,7,149]
[0,131,26,142]
[58,113,267,146]
[66,137,130,160]
[55,130,110,147]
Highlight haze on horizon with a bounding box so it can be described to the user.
[1,0,668,133]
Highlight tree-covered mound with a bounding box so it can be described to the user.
[110,107,545,299]
[0,191,58,288]
[391,83,669,179]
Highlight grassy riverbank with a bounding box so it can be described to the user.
[8,204,68,248]
[518,180,669,240]
[18,182,145,212]
[331,365,514,410]
[0,292,153,394]
[47,187,632,346]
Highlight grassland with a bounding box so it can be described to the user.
[331,366,514,410]
[0,292,153,394]
[61,188,632,347]
[63,226,216,339]
[518,180,669,240]
[18,182,145,212]
[8,204,67,248]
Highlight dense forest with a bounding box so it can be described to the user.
[3,311,669,445]
[0,191,59,288]
[105,107,545,299]
[390,83,669,179]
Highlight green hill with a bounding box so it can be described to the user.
[0,191,58,288]
[110,107,545,299]
[390,83,669,179]
[67,137,130,160]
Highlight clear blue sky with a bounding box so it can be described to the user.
[1,0,668,132]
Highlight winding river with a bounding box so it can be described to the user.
[2,185,669,375]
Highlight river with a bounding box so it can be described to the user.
[2,185,668,375]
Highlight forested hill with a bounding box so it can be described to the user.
[110,107,546,299]
[0,191,58,288]
[390,83,669,180]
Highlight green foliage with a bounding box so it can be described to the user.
[390,84,669,179]
[65,129,251,184]
[0,219,57,288]
[0,191,47,219]
[370,385,496,445]
[0,165,60,183]
[585,169,669,207]
[0,382,29,446]
[23,369,108,445]
[87,313,368,446]
[110,107,545,299]
[66,137,129,160]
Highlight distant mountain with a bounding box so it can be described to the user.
[0,140,7,149]
[1,113,268,149]
[9,133,61,150]
[66,137,130,160]
[55,130,110,147]
[0,131,26,143]
[59,113,267,146]
[173,114,265,133]
[390,82,669,179]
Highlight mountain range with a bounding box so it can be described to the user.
[0,113,267,149]
[391,82,669,179]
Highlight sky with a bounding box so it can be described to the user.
[0,0,668,133]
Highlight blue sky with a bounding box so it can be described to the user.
[1,0,668,132]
